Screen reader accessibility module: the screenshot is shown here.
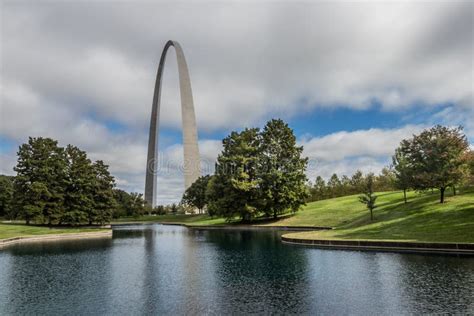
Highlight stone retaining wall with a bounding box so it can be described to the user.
[281,236,474,255]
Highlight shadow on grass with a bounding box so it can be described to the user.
[333,191,474,242]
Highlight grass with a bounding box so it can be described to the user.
[284,187,474,243]
[0,223,108,240]
[112,214,228,226]
[116,187,474,243]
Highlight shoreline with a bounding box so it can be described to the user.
[281,235,474,256]
[0,230,113,250]
[112,221,332,231]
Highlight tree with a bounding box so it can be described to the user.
[359,173,377,221]
[259,119,308,219]
[399,125,469,203]
[312,176,327,200]
[13,137,67,225]
[182,175,212,213]
[375,167,396,192]
[327,174,341,198]
[392,148,412,203]
[129,192,145,217]
[90,160,116,225]
[207,128,262,222]
[0,175,14,218]
[63,145,94,225]
[170,203,178,215]
[350,170,364,194]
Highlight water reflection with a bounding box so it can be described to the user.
[0,224,473,315]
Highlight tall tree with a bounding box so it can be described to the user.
[63,145,94,224]
[313,176,327,200]
[182,175,212,214]
[399,125,469,203]
[350,170,364,194]
[359,173,377,221]
[207,128,262,222]
[392,148,412,203]
[259,119,308,218]
[13,137,67,225]
[327,174,342,198]
[90,160,116,225]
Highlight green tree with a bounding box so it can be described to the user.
[312,176,327,200]
[392,148,412,203]
[327,173,341,198]
[259,119,308,218]
[170,203,178,215]
[399,125,469,203]
[350,170,364,194]
[0,175,14,218]
[62,145,94,224]
[359,173,377,221]
[375,167,396,192]
[13,137,67,225]
[207,128,262,222]
[182,175,212,214]
[90,160,115,225]
[129,192,145,217]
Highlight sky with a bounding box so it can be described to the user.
[0,0,473,204]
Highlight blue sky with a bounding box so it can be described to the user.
[1,1,472,204]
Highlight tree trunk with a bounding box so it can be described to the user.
[273,209,277,219]
[440,187,445,203]
[453,185,456,196]
[403,189,407,204]
[370,208,373,221]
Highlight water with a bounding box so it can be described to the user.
[0,224,473,315]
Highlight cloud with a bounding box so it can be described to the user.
[1,1,472,130]
[300,125,424,162]
[1,1,472,203]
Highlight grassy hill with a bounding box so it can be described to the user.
[115,187,474,243]
[283,188,474,243]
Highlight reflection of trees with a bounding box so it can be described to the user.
[396,254,474,313]
[205,229,311,314]
[2,239,113,314]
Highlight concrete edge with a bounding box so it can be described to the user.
[0,230,113,250]
[281,235,474,256]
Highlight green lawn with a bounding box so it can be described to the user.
[0,223,108,240]
[284,188,474,243]
[112,214,227,226]
[116,187,474,243]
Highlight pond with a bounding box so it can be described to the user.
[0,224,473,314]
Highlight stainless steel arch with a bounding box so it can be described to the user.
[145,40,200,207]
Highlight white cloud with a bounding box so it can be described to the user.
[0,1,472,203]
[1,1,472,130]
[300,125,424,162]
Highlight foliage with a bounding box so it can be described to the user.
[207,128,262,222]
[392,148,412,203]
[13,137,67,224]
[397,125,469,203]
[182,175,212,213]
[12,137,116,225]
[208,119,308,222]
[259,119,309,218]
[0,175,14,218]
[359,173,377,221]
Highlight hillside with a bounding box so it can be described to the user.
[283,188,474,243]
[115,187,474,243]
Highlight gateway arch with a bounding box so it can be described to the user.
[145,40,200,207]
